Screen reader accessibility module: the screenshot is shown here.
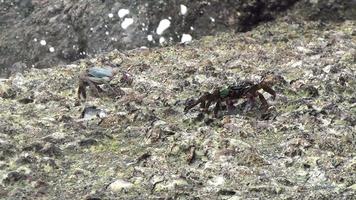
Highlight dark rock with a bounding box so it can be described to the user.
[58,115,74,123]
[79,138,98,147]
[0,139,17,159]
[40,157,58,169]
[218,189,236,196]
[17,96,34,104]
[3,171,27,185]
[0,1,301,75]
[42,132,67,144]
[81,106,106,119]
[302,85,319,97]
[39,143,62,157]
[16,153,37,165]
[23,141,44,152]
[86,197,102,200]
[7,62,27,77]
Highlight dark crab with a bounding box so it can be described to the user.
[184,74,283,116]
[77,65,124,100]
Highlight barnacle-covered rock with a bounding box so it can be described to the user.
[0,5,355,199]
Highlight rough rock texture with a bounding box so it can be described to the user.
[1,0,354,76]
[0,0,313,76]
[0,4,355,200]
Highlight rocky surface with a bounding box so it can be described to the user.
[2,0,354,77]
[0,4,356,200]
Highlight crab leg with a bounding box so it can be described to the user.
[261,85,276,99]
[257,92,268,108]
[78,81,87,99]
[184,93,210,113]
[103,82,120,95]
[87,80,102,97]
[213,100,221,117]
[199,95,207,109]
[204,98,213,111]
[184,99,201,113]
[226,99,236,112]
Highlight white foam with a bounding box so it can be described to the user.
[118,9,130,18]
[181,34,192,44]
[147,35,153,41]
[156,19,171,35]
[159,37,166,44]
[121,18,134,29]
[49,47,55,52]
[180,4,188,15]
[40,40,47,46]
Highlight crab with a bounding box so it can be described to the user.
[184,74,283,116]
[77,65,123,100]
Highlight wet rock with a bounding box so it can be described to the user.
[79,138,98,147]
[23,141,44,152]
[3,171,28,185]
[80,106,107,120]
[0,161,9,170]
[301,85,319,97]
[0,139,17,159]
[155,179,189,192]
[85,195,103,200]
[296,46,314,55]
[18,96,34,104]
[207,176,225,187]
[40,157,58,169]
[249,185,284,195]
[7,62,27,77]
[42,132,68,143]
[0,1,304,75]
[39,143,62,157]
[108,179,134,193]
[217,189,237,196]
[348,184,356,191]
[16,153,37,165]
[0,3,355,198]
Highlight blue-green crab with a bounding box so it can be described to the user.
[77,65,124,100]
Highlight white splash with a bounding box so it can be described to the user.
[180,4,188,15]
[190,26,194,30]
[210,17,215,22]
[105,31,109,35]
[121,18,134,29]
[159,37,166,44]
[147,35,153,41]
[33,38,37,42]
[49,47,55,52]
[156,19,171,35]
[118,9,130,18]
[181,34,192,44]
[108,13,114,18]
[40,40,46,46]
